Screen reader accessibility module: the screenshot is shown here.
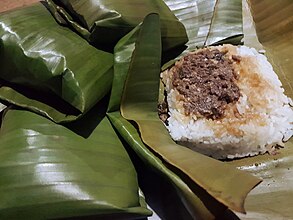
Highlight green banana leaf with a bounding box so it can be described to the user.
[107,24,215,218]
[45,0,188,52]
[113,13,260,216]
[228,0,293,219]
[0,105,151,219]
[107,25,140,113]
[0,102,5,112]
[0,3,113,123]
[164,0,243,51]
[108,111,238,219]
[0,86,79,123]
[107,18,216,218]
[115,1,293,219]
[1,0,292,219]
[0,101,6,125]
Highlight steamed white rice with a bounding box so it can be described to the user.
[161,45,293,159]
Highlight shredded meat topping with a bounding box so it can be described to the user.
[172,49,241,119]
[158,99,169,123]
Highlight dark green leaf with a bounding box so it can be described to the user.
[0,4,113,122]
[107,25,140,112]
[0,86,78,123]
[46,0,188,52]
[0,108,151,219]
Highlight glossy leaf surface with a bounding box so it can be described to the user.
[1,1,292,219]
[107,19,215,218]
[0,86,77,123]
[46,0,188,52]
[107,25,140,113]
[164,0,243,51]
[107,23,214,218]
[108,112,233,219]
[119,13,261,214]
[0,108,151,219]
[0,3,113,122]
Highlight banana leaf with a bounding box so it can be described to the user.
[116,1,293,219]
[0,3,113,123]
[108,112,241,219]
[45,0,188,52]
[228,0,293,219]
[0,102,5,113]
[205,0,243,46]
[0,104,151,219]
[107,16,212,218]
[107,19,216,218]
[0,101,6,126]
[107,13,260,217]
[0,85,81,123]
[241,0,262,51]
[1,0,292,219]
[107,25,140,113]
[163,0,243,51]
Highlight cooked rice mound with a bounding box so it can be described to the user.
[161,45,293,159]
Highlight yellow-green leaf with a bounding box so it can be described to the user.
[230,0,293,219]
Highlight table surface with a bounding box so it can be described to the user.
[0,0,39,13]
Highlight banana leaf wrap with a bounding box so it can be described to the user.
[45,0,188,52]
[0,102,152,219]
[107,13,261,219]
[229,0,293,219]
[1,0,292,219]
[108,19,215,219]
[0,3,113,123]
[164,0,243,52]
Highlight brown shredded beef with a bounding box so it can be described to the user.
[172,49,241,119]
[158,99,169,123]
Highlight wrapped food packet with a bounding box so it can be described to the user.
[0,3,113,122]
[0,103,151,219]
[46,0,188,52]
